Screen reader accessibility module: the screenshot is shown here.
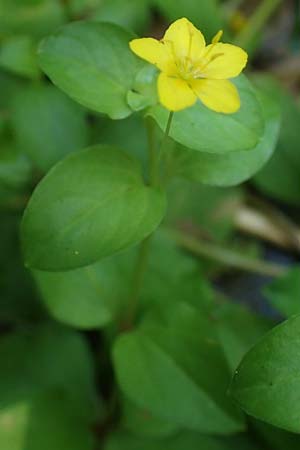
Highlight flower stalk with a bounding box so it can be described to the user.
[121,113,173,330]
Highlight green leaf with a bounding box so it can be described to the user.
[91,113,148,169]
[104,429,259,450]
[66,0,99,17]
[253,420,300,450]
[253,76,300,205]
[11,84,89,171]
[0,140,31,190]
[0,0,66,38]
[32,230,209,329]
[32,255,131,329]
[38,21,144,119]
[0,390,95,450]
[171,88,280,186]
[113,304,244,434]
[0,70,25,110]
[214,302,272,372]
[231,314,300,433]
[0,213,43,325]
[148,76,264,155]
[0,35,40,79]
[21,145,166,271]
[139,231,214,314]
[127,65,158,112]
[0,324,99,418]
[166,180,243,243]
[120,397,179,438]
[91,0,151,34]
[264,267,300,317]
[151,0,223,39]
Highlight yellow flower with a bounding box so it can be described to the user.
[129,17,248,113]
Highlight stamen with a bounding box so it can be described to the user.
[210,52,224,62]
[212,30,223,44]
[188,30,193,59]
[202,29,223,62]
[193,53,225,78]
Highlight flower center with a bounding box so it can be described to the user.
[165,29,224,81]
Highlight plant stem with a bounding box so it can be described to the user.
[122,235,152,330]
[121,113,174,330]
[146,117,157,186]
[234,0,283,50]
[158,112,174,165]
[170,229,287,278]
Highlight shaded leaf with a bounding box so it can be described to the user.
[120,397,179,438]
[91,0,151,34]
[231,315,300,433]
[113,303,244,434]
[264,267,300,317]
[11,84,89,171]
[104,429,259,450]
[253,419,300,450]
[151,0,223,39]
[214,301,272,372]
[0,141,31,190]
[0,35,40,79]
[254,77,300,205]
[32,253,132,329]
[0,324,98,418]
[0,389,95,450]
[0,0,66,38]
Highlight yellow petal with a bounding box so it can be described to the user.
[190,79,240,113]
[199,43,248,79]
[163,17,206,62]
[158,72,197,112]
[129,38,177,75]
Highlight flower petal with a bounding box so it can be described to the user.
[129,38,177,75]
[158,72,197,111]
[163,17,206,62]
[199,43,248,79]
[190,79,240,113]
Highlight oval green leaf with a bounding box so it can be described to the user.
[104,429,258,450]
[148,76,264,155]
[0,390,95,450]
[32,252,133,328]
[254,78,300,205]
[0,0,66,37]
[11,84,89,171]
[0,35,40,79]
[113,308,244,434]
[171,89,280,186]
[231,315,300,433]
[38,21,144,119]
[21,145,166,271]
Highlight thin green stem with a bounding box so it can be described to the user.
[121,235,152,330]
[158,111,174,165]
[121,114,173,330]
[170,229,287,278]
[146,117,158,186]
[234,0,283,50]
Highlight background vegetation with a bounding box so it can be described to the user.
[1,1,300,449]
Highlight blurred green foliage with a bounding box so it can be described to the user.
[1,1,300,449]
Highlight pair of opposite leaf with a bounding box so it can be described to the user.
[130,17,248,114]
